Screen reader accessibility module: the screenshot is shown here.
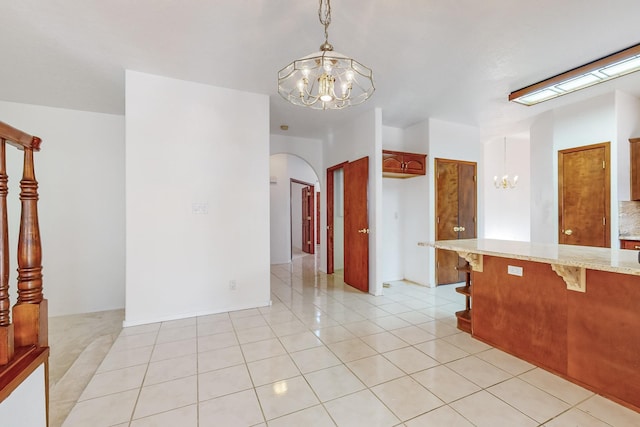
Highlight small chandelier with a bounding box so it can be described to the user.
[494,137,518,189]
[277,0,374,110]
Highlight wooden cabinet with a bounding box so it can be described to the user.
[620,239,640,250]
[382,150,426,178]
[631,138,640,200]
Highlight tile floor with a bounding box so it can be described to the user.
[60,254,640,426]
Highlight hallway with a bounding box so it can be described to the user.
[59,254,640,426]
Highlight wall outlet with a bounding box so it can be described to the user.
[507,265,523,276]
[229,280,237,290]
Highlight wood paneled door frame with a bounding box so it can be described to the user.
[326,158,370,293]
[291,178,315,255]
[558,142,610,248]
[435,158,477,285]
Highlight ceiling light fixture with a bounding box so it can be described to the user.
[494,137,518,189]
[509,42,640,106]
[277,0,374,110]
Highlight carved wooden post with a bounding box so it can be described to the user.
[12,141,47,348]
[0,138,14,365]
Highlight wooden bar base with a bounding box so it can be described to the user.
[12,299,48,348]
[0,325,14,366]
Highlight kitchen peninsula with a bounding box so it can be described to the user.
[428,239,640,412]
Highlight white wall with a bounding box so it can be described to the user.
[0,100,125,316]
[125,70,270,326]
[483,136,531,241]
[530,112,555,243]
[615,90,640,202]
[324,108,383,295]
[0,363,46,426]
[427,118,482,286]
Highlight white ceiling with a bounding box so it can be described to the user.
[2,0,640,140]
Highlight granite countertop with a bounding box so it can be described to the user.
[422,238,640,276]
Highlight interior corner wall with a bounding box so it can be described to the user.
[0,100,125,316]
[483,136,531,241]
[324,108,383,295]
[427,118,481,287]
[530,111,555,243]
[125,70,270,326]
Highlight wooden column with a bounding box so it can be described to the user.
[12,143,47,348]
[0,139,14,365]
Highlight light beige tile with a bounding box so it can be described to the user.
[266,404,335,427]
[346,354,405,387]
[62,389,138,427]
[235,325,276,344]
[255,376,319,420]
[372,315,412,331]
[119,323,161,337]
[197,312,230,324]
[378,302,413,315]
[360,331,409,353]
[130,405,197,427]
[412,365,481,403]
[327,338,377,363]
[241,338,287,362]
[371,376,444,421]
[290,346,342,373]
[198,345,245,373]
[198,364,253,401]
[232,314,268,330]
[262,310,298,325]
[150,337,197,362]
[110,331,158,352]
[443,332,492,354]
[342,320,386,336]
[446,356,512,388]
[396,311,434,324]
[450,390,538,427]
[389,325,436,345]
[97,345,153,373]
[229,308,262,319]
[475,348,535,375]
[197,320,233,336]
[269,319,309,337]
[247,354,300,386]
[133,375,197,419]
[279,331,323,353]
[414,339,469,364]
[578,394,640,427]
[304,364,365,402]
[544,408,611,427]
[144,353,197,386]
[199,389,264,427]
[160,317,196,329]
[488,377,570,423]
[382,346,439,374]
[417,321,459,338]
[312,325,356,344]
[405,405,474,427]
[155,324,197,344]
[197,331,238,352]
[79,364,146,401]
[324,389,400,427]
[519,368,594,405]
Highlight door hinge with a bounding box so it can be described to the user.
[473,175,477,182]
[437,216,440,224]
[603,217,606,225]
[603,161,606,169]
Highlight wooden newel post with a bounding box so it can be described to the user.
[12,142,47,348]
[0,139,14,365]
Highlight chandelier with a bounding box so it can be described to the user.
[494,137,518,189]
[277,0,374,110]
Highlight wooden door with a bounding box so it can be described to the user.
[326,162,347,274]
[316,192,321,244]
[344,157,369,292]
[435,159,477,285]
[559,143,610,247]
[301,186,314,254]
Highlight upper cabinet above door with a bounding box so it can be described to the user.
[382,150,427,178]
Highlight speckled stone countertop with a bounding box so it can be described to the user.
[421,239,640,276]
[619,201,640,240]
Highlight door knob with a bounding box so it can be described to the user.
[564,229,573,236]
[453,226,465,232]
[358,228,370,234]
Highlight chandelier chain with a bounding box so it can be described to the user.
[318,0,331,43]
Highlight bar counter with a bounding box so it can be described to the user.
[427,239,640,413]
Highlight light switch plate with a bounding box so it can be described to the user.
[508,265,523,276]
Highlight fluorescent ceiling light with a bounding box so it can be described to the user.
[510,42,640,106]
